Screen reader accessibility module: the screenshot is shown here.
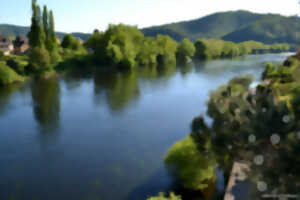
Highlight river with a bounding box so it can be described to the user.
[0,53,293,200]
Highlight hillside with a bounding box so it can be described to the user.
[142,11,300,45]
[222,15,300,44]
[142,10,264,41]
[0,24,90,41]
[3,10,300,45]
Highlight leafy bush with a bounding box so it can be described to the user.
[86,24,178,69]
[165,136,216,190]
[61,34,81,50]
[6,59,28,75]
[28,47,51,73]
[0,63,24,85]
[147,192,181,200]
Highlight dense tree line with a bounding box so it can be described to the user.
[194,39,290,60]
[85,25,290,70]
[85,24,195,69]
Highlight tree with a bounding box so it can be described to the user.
[27,0,46,48]
[42,5,49,37]
[61,34,81,50]
[189,57,300,195]
[49,11,57,47]
[29,47,51,73]
[176,38,195,63]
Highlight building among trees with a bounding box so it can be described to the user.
[0,35,13,55]
[13,35,30,55]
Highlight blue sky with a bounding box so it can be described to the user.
[0,0,299,33]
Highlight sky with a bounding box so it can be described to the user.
[0,0,300,33]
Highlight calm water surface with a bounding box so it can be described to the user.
[0,53,293,200]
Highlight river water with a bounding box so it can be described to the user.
[0,53,293,200]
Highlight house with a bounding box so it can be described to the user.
[74,37,84,44]
[0,35,13,55]
[13,35,30,55]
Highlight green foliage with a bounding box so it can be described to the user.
[194,39,290,60]
[86,24,179,69]
[28,47,51,73]
[0,51,4,58]
[189,54,300,194]
[62,34,80,50]
[147,192,181,200]
[156,35,178,66]
[28,0,60,68]
[136,37,160,66]
[6,59,28,75]
[165,136,216,190]
[0,63,24,85]
[176,38,195,63]
[262,59,296,83]
[28,0,46,48]
[42,5,49,37]
[61,34,87,59]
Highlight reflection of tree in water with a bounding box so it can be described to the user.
[94,71,140,112]
[177,62,195,77]
[31,78,60,132]
[0,83,26,116]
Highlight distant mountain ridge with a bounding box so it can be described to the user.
[0,24,91,41]
[142,10,300,45]
[2,10,300,45]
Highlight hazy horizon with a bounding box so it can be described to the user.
[0,0,299,33]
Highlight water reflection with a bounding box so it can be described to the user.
[94,71,140,113]
[177,62,195,77]
[0,83,26,116]
[138,63,177,81]
[31,78,61,133]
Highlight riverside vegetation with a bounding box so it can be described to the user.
[0,1,299,200]
[157,52,300,199]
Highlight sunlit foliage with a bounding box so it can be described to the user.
[147,192,182,200]
[189,54,300,195]
[194,39,290,60]
[0,62,24,85]
[165,136,216,190]
[27,0,60,73]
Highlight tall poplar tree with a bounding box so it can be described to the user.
[28,0,45,48]
[49,11,57,47]
[43,5,49,36]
